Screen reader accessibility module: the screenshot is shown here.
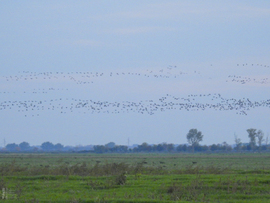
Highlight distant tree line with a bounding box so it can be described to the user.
[3,141,64,152]
[1,128,269,153]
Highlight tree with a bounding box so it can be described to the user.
[256,130,264,151]
[19,142,30,151]
[138,142,152,152]
[176,144,187,152]
[41,141,54,151]
[105,142,116,149]
[186,129,203,152]
[247,128,257,150]
[156,144,164,152]
[234,134,242,151]
[93,145,107,153]
[222,142,232,151]
[265,133,269,146]
[54,143,64,151]
[210,144,218,151]
[113,145,128,153]
[6,143,19,151]
[167,143,175,152]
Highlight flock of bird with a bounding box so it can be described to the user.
[0,92,269,117]
[236,63,270,68]
[0,63,269,117]
[2,63,269,87]
[0,88,69,95]
[2,66,189,85]
[227,75,269,85]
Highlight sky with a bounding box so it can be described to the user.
[0,1,270,147]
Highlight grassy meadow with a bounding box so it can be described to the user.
[1,153,270,202]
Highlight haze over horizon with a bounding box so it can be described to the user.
[0,1,269,146]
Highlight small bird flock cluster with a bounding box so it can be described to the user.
[0,63,269,117]
[237,63,270,68]
[227,75,269,84]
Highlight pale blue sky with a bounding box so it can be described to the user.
[0,1,270,146]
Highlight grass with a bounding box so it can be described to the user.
[1,153,270,202]
[1,152,270,171]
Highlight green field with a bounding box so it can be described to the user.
[1,153,270,202]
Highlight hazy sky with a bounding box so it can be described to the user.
[0,1,270,146]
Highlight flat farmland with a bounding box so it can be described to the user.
[1,153,270,170]
[1,153,270,202]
